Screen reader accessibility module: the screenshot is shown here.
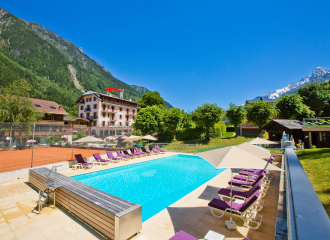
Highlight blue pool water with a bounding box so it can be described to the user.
[71,154,224,221]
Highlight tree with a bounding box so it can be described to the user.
[276,94,315,120]
[226,103,247,136]
[246,101,277,132]
[298,82,330,116]
[164,108,183,139]
[132,105,164,134]
[137,91,166,109]
[0,80,44,146]
[191,103,223,140]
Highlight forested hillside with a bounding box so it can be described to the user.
[0,8,167,113]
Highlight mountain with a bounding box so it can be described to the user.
[130,85,174,108]
[0,8,171,112]
[254,67,330,100]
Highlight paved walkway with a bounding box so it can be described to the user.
[0,152,281,240]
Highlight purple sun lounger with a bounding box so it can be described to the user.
[130,148,143,157]
[93,153,110,165]
[244,158,274,172]
[239,169,267,176]
[116,151,132,160]
[148,146,160,154]
[106,151,121,162]
[141,147,152,156]
[169,230,198,240]
[135,147,148,156]
[208,191,263,230]
[228,174,265,188]
[74,154,94,168]
[218,181,262,201]
[156,145,166,153]
[234,171,266,182]
[123,150,136,158]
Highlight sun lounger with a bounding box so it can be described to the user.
[218,181,262,201]
[116,151,132,160]
[228,174,269,189]
[169,230,198,240]
[234,171,265,181]
[135,147,148,156]
[148,146,160,154]
[74,154,94,168]
[208,191,263,230]
[130,148,143,157]
[93,153,110,165]
[123,150,136,158]
[106,151,121,162]
[155,145,166,154]
[141,147,152,156]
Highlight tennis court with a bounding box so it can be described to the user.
[0,147,107,173]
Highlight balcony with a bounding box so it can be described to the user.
[125,111,136,116]
[86,116,98,120]
[79,101,85,104]
[302,117,330,129]
[102,99,138,109]
[84,108,91,112]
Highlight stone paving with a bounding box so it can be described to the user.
[0,152,281,240]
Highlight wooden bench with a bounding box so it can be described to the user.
[29,168,142,240]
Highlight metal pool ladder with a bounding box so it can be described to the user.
[36,165,62,214]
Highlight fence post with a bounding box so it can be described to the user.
[71,123,74,161]
[30,122,36,168]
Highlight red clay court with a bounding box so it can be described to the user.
[0,147,108,173]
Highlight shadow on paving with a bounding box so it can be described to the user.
[25,182,108,240]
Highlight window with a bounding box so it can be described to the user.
[94,97,96,101]
[34,104,41,107]
[86,113,90,118]
[103,121,105,127]
[94,104,97,109]
[80,113,83,118]
[50,106,56,109]
[322,132,327,141]
[120,107,122,112]
[80,106,83,110]
[119,122,122,126]
[119,115,122,120]
[103,113,106,117]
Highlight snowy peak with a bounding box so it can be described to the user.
[254,67,330,100]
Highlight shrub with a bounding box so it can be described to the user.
[312,145,317,148]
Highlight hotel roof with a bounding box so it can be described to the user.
[75,91,137,104]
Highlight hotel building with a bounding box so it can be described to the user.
[75,91,138,137]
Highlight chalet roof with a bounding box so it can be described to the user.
[31,98,67,115]
[262,119,303,130]
[63,117,89,122]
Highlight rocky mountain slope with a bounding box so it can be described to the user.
[0,8,172,111]
[254,67,330,100]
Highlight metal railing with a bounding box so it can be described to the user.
[282,134,330,239]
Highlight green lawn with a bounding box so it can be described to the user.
[174,133,256,146]
[296,148,330,217]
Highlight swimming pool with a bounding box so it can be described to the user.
[71,154,224,221]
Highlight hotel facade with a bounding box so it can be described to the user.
[76,91,138,137]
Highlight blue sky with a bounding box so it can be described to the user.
[2,0,330,111]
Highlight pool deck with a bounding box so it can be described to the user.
[0,152,281,240]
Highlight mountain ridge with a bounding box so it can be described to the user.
[0,8,172,113]
[254,67,330,100]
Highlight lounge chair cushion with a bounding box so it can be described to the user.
[209,191,259,213]
[218,181,262,199]
[169,230,198,240]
